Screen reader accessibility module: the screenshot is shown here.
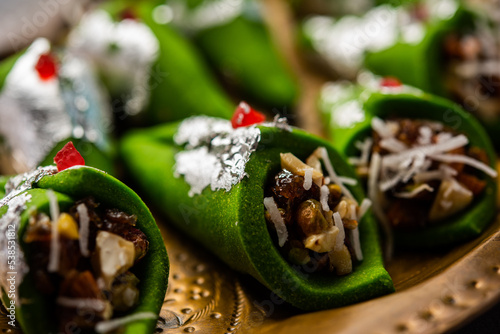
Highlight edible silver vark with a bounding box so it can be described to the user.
[68,10,159,116]
[0,38,112,172]
[0,166,57,305]
[174,116,261,196]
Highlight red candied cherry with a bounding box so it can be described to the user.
[231,101,266,128]
[35,53,58,81]
[54,142,85,172]
[380,77,402,88]
[120,8,137,20]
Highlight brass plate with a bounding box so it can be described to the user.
[3,212,500,334]
[156,215,500,334]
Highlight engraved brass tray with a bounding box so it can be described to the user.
[133,214,500,334]
[3,212,500,334]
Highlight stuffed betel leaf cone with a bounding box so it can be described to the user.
[299,2,474,88]
[69,0,234,125]
[363,4,500,145]
[0,38,116,174]
[299,3,420,80]
[165,0,299,109]
[120,111,394,311]
[363,4,480,95]
[321,76,498,249]
[0,158,169,333]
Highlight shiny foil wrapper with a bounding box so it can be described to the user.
[68,10,159,117]
[174,116,262,196]
[0,166,57,304]
[0,38,112,174]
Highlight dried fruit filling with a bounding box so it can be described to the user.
[23,196,149,331]
[264,148,367,276]
[351,117,496,230]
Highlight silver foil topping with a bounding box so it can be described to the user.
[0,166,57,304]
[0,39,70,171]
[0,192,32,306]
[2,166,58,207]
[174,116,262,196]
[68,10,159,116]
[59,54,113,153]
[0,38,112,173]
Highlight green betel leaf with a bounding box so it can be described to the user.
[0,176,8,198]
[163,0,299,109]
[192,15,299,109]
[0,40,116,174]
[0,166,169,333]
[363,7,500,147]
[120,119,394,311]
[364,8,476,96]
[323,82,498,249]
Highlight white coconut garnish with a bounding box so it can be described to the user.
[320,185,330,212]
[332,212,346,252]
[77,203,90,257]
[47,189,60,273]
[263,197,288,247]
[303,167,313,190]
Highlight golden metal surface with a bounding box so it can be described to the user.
[155,224,265,334]
[156,210,500,334]
[258,215,500,334]
[3,213,500,333]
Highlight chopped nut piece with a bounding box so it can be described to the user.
[334,200,347,219]
[305,154,322,172]
[328,245,352,275]
[303,227,339,253]
[93,231,135,287]
[101,222,149,262]
[429,178,473,222]
[280,153,323,186]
